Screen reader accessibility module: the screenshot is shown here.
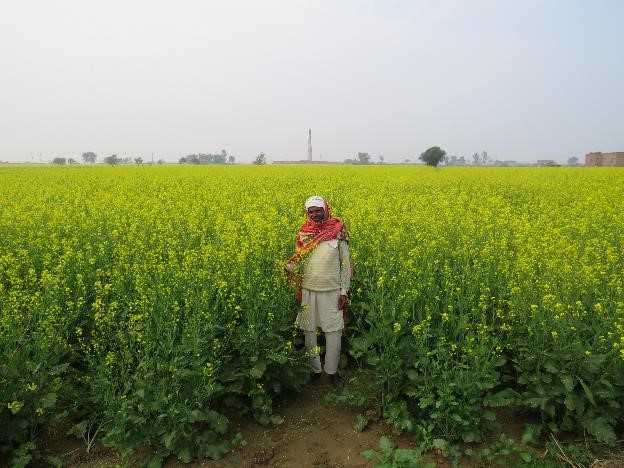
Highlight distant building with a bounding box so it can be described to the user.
[536,160,561,167]
[585,152,604,166]
[585,152,624,167]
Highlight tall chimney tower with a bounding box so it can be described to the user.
[307,129,312,161]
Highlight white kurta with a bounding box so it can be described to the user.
[301,239,351,295]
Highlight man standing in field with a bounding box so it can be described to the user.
[285,196,352,388]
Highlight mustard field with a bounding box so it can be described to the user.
[1,165,623,464]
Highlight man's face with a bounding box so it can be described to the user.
[307,206,325,223]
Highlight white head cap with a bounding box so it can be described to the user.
[304,195,326,210]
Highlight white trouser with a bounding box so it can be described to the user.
[305,329,342,375]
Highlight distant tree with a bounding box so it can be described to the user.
[458,156,466,165]
[443,155,450,165]
[103,154,121,165]
[419,146,446,167]
[121,157,132,164]
[135,157,143,165]
[344,158,355,164]
[67,158,78,165]
[357,152,371,164]
[179,157,187,164]
[481,151,489,165]
[378,155,384,164]
[52,157,66,165]
[254,152,267,165]
[228,155,235,164]
[567,156,579,166]
[82,152,97,163]
[404,158,411,164]
[195,152,228,164]
[184,154,200,164]
[473,152,480,165]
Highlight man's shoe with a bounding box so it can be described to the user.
[330,373,344,388]
[306,372,322,385]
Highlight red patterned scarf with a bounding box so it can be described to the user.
[286,199,348,269]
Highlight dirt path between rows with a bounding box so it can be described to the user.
[195,377,409,468]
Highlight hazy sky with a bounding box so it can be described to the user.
[1,0,623,163]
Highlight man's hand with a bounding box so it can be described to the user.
[338,294,348,311]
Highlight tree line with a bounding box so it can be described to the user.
[50,149,581,167]
[179,150,235,165]
[51,151,236,165]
